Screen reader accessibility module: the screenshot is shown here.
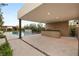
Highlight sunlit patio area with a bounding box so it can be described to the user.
[0,3,79,56]
[4,33,78,56]
[22,34,78,56]
[17,3,79,56]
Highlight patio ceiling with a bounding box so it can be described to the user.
[18,3,79,23]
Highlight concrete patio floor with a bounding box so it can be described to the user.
[5,33,78,56]
[7,38,45,56]
[22,34,78,56]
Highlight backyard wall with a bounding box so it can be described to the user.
[46,21,69,36]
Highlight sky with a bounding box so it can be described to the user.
[2,3,45,27]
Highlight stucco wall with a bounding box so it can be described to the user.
[46,21,69,36]
[77,27,79,39]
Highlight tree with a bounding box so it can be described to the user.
[0,15,4,26]
[0,12,4,30]
[0,3,8,30]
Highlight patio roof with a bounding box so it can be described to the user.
[18,3,79,23]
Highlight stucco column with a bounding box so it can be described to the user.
[19,19,22,39]
[76,21,79,56]
[77,27,79,56]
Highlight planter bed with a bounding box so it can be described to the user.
[0,35,13,56]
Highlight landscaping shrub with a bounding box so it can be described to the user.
[0,42,13,56]
[24,24,45,33]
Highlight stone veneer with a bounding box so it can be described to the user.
[46,21,69,36]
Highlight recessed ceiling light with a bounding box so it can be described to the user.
[56,17,59,19]
[48,12,51,15]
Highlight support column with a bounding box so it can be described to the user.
[76,21,79,56]
[19,19,22,39]
[77,27,79,56]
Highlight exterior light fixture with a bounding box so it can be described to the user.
[76,21,79,27]
[56,17,59,19]
[48,12,50,15]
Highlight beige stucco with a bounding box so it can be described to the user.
[77,27,79,39]
[18,3,42,19]
[18,3,79,23]
[78,27,79,39]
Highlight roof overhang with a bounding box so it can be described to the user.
[18,3,79,23]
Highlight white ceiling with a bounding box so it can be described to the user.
[19,3,79,23]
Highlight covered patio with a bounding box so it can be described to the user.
[17,3,79,56]
[18,3,79,38]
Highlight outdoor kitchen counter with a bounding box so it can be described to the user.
[41,30,61,38]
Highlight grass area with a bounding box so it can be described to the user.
[0,42,13,56]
